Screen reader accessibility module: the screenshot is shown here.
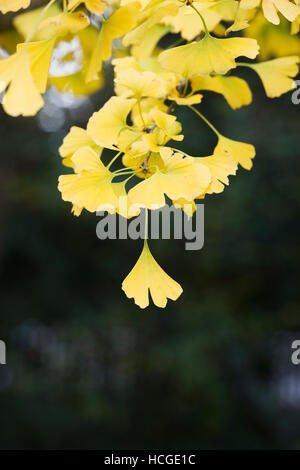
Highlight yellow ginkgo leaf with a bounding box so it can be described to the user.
[214,135,256,170]
[87,96,137,149]
[261,0,300,25]
[0,54,18,93]
[197,149,237,195]
[71,204,83,217]
[123,1,179,48]
[39,11,89,37]
[194,159,213,195]
[224,0,255,33]
[131,24,170,59]
[240,0,261,9]
[130,96,168,128]
[114,68,169,99]
[124,133,159,157]
[18,37,56,93]
[0,0,30,13]
[128,147,210,209]
[68,0,106,16]
[58,146,119,213]
[162,2,221,41]
[168,89,203,106]
[122,151,164,178]
[246,56,300,97]
[112,181,141,218]
[159,34,259,77]
[151,108,184,143]
[226,19,250,34]
[122,0,152,8]
[13,4,61,41]
[245,11,300,59]
[59,148,139,218]
[50,69,103,96]
[191,75,252,109]
[59,126,100,167]
[86,2,141,82]
[117,128,145,154]
[213,0,238,21]
[291,14,300,34]
[70,145,103,172]
[49,26,104,97]
[2,50,43,117]
[0,41,53,116]
[122,241,183,308]
[173,198,197,218]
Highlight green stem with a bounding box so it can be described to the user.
[26,0,57,42]
[189,3,209,35]
[112,168,135,175]
[107,151,122,170]
[236,62,254,69]
[137,99,146,128]
[144,208,148,243]
[113,171,135,176]
[183,79,189,96]
[70,1,82,13]
[188,106,220,136]
[123,173,137,183]
[166,37,185,49]
[170,147,191,158]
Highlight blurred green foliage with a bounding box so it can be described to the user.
[0,71,300,450]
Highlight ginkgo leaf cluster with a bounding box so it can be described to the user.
[0,0,299,308]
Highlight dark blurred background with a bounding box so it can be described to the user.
[0,61,300,450]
